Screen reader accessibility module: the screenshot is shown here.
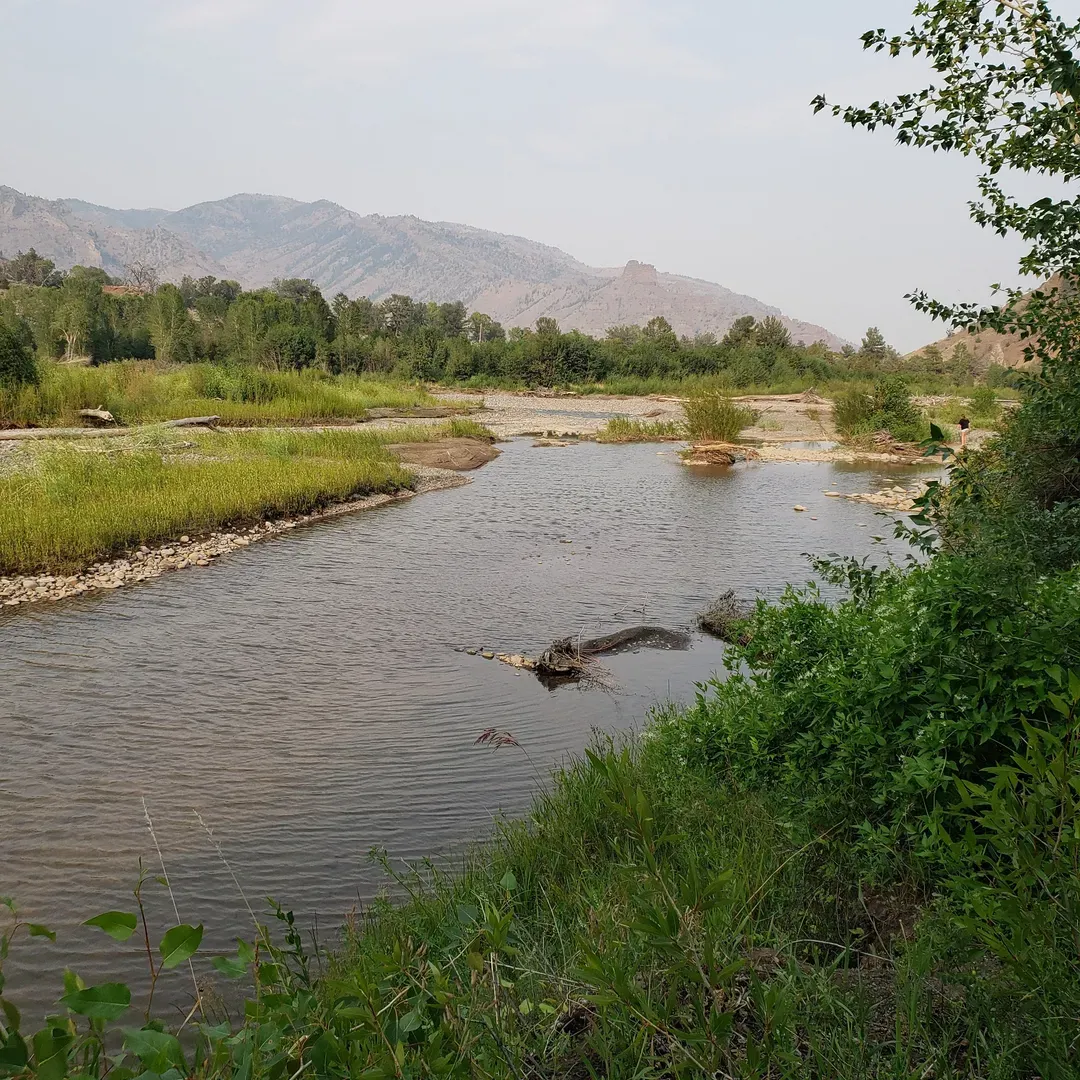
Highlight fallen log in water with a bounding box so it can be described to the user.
[535,625,692,678]
[681,443,761,467]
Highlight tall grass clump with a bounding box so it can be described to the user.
[682,391,758,442]
[595,416,685,442]
[0,361,438,429]
[0,430,411,574]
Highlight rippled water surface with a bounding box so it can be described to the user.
[0,440,935,1015]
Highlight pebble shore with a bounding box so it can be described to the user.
[0,468,466,611]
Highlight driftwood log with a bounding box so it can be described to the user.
[535,625,692,678]
[161,415,220,429]
[79,408,116,425]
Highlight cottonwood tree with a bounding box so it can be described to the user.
[148,284,195,362]
[816,0,1080,559]
[125,260,160,292]
[5,248,59,287]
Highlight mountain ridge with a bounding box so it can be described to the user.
[0,185,847,347]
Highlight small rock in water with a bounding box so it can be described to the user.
[466,648,478,656]
[793,504,807,512]
[482,651,495,660]
[824,491,840,497]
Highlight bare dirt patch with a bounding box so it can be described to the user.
[388,437,500,471]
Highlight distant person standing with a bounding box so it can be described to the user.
[958,416,970,449]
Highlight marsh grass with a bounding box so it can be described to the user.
[0,361,437,429]
[595,416,686,443]
[0,428,412,574]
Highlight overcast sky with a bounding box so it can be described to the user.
[0,0,1066,350]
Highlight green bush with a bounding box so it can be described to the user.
[831,386,873,436]
[0,318,38,387]
[966,384,1000,420]
[654,555,1080,872]
[683,391,757,442]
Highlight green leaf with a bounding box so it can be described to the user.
[59,982,132,1020]
[32,1027,73,1080]
[499,870,518,893]
[0,897,14,913]
[1,995,21,1031]
[1047,692,1071,716]
[84,911,138,942]
[929,422,945,442]
[212,955,247,980]
[123,1027,186,1074]
[0,1032,28,1069]
[27,924,56,942]
[158,924,203,969]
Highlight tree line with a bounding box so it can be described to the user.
[1,247,922,389]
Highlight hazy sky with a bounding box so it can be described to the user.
[0,0,1064,349]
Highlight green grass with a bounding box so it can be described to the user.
[595,416,686,442]
[684,391,759,442]
[312,734,1048,1077]
[0,428,412,574]
[0,361,438,429]
[441,417,498,441]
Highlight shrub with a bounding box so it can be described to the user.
[683,392,757,442]
[831,386,873,436]
[833,376,923,441]
[655,554,1080,874]
[0,318,38,387]
[966,384,1000,420]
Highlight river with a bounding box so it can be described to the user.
[0,439,935,1019]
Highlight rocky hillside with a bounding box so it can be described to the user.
[1,185,845,346]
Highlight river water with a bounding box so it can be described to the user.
[0,439,935,1018]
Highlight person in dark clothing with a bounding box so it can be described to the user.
[958,415,970,449]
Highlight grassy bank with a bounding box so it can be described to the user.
[0,428,413,574]
[0,361,438,429]
[3,726,1068,1078]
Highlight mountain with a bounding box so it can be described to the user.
[1,186,846,346]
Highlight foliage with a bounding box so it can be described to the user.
[683,391,757,442]
[816,0,1080,561]
[832,375,923,442]
[0,317,37,387]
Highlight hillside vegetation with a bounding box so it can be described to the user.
[0,260,1002,431]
